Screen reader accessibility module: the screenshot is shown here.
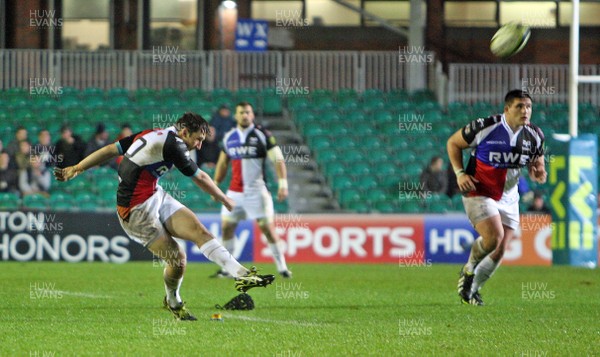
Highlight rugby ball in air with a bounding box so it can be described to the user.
[490,23,531,58]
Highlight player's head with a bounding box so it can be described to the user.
[504,89,532,127]
[175,112,210,150]
[235,101,255,128]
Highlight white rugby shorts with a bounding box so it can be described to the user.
[221,187,274,223]
[118,185,184,246]
[462,192,520,230]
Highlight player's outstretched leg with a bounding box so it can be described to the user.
[209,220,238,278]
[147,235,197,321]
[165,207,275,291]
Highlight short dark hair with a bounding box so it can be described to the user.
[505,89,532,106]
[236,101,254,110]
[175,112,210,135]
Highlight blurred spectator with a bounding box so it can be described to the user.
[32,129,54,166]
[420,156,448,194]
[85,123,110,159]
[19,154,51,197]
[0,139,4,153]
[527,191,551,214]
[117,124,133,140]
[5,126,28,157]
[196,126,220,168]
[445,163,459,197]
[0,152,18,193]
[211,105,235,146]
[55,125,86,168]
[14,140,32,171]
[115,124,133,167]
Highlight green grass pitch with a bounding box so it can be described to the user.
[2,262,599,356]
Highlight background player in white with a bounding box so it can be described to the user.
[213,102,292,278]
[54,113,274,320]
[447,90,547,305]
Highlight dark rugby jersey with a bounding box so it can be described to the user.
[115,126,199,219]
[461,114,545,201]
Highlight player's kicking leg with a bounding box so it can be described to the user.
[164,206,274,292]
[210,219,238,278]
[147,235,197,321]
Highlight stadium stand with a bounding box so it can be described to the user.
[1,86,598,214]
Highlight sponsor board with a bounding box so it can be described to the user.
[254,215,425,263]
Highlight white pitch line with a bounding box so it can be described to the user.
[223,314,324,327]
[37,289,113,299]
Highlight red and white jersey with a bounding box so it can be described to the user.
[462,114,545,202]
[116,126,199,219]
[222,124,277,193]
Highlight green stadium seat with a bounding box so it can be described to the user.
[331,175,353,191]
[263,94,283,115]
[325,161,346,177]
[373,110,394,123]
[0,192,20,210]
[362,97,385,112]
[303,125,324,137]
[347,200,370,213]
[107,87,129,98]
[375,201,395,213]
[366,189,388,204]
[49,193,75,211]
[336,88,358,99]
[317,150,337,163]
[357,175,378,190]
[362,88,383,99]
[399,200,421,213]
[336,150,364,163]
[22,194,49,210]
[352,162,370,175]
[288,97,310,112]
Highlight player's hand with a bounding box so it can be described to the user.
[277,186,288,201]
[530,165,547,184]
[53,165,82,182]
[457,174,479,193]
[221,196,235,212]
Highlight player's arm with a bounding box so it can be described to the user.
[54,143,120,181]
[164,135,234,211]
[528,155,547,184]
[267,146,288,201]
[447,129,479,192]
[191,169,233,211]
[213,151,230,186]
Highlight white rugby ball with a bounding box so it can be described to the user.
[490,23,531,58]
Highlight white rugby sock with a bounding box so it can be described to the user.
[163,270,183,308]
[464,237,487,274]
[199,239,248,278]
[269,242,288,272]
[471,255,501,294]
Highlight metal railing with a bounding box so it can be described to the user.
[0,49,440,95]
[448,63,600,106]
